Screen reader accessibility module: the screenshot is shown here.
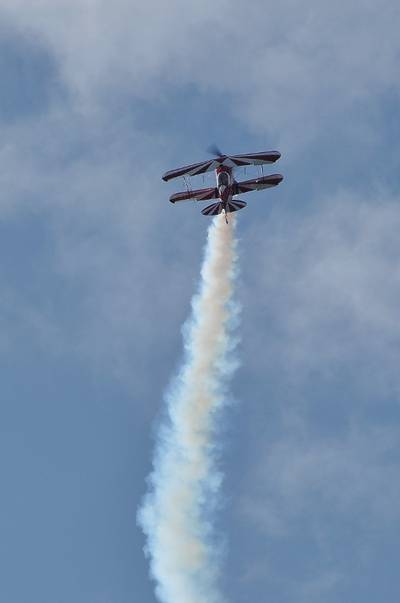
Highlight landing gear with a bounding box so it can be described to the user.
[223,209,228,224]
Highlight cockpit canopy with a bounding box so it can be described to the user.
[218,172,230,187]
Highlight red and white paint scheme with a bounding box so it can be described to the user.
[162,150,283,222]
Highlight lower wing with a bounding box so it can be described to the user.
[169,187,218,203]
[234,174,283,194]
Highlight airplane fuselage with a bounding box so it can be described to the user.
[216,166,234,211]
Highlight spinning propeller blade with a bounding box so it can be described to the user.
[207,143,224,157]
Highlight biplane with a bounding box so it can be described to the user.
[162,147,283,223]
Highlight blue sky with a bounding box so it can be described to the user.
[1,2,400,602]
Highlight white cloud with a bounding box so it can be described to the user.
[2,1,400,141]
[1,2,399,398]
[242,192,400,396]
[244,421,400,526]
[0,102,203,393]
[0,4,400,601]
[237,416,400,600]
[231,190,400,599]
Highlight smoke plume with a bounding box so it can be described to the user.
[138,214,239,603]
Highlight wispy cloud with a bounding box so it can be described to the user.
[243,192,400,395]
[2,1,400,141]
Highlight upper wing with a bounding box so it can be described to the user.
[234,174,283,194]
[227,151,281,167]
[169,186,219,203]
[162,151,281,182]
[163,160,216,182]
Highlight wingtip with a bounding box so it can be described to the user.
[271,173,284,184]
[270,150,281,161]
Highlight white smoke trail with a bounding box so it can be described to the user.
[138,214,239,603]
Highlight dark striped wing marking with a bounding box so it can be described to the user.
[234,174,283,195]
[162,151,281,182]
[169,187,219,203]
[227,200,247,213]
[201,202,223,216]
[201,200,247,217]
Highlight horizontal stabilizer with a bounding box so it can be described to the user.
[201,202,223,216]
[201,200,247,217]
[226,199,247,213]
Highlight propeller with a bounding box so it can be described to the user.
[207,143,225,157]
